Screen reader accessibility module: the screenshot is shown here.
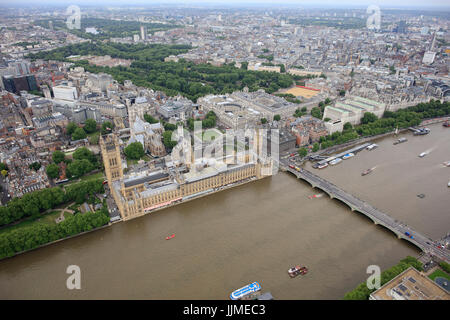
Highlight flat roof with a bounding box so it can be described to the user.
[352,96,385,108]
[370,267,450,300]
[123,171,169,188]
[335,102,364,113]
[326,105,352,114]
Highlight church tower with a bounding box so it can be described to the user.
[100,134,124,184]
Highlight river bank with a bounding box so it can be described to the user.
[0,121,448,299]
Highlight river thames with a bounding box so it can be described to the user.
[0,123,448,299]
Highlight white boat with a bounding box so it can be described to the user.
[342,153,354,160]
[329,158,343,165]
[443,161,450,167]
[317,163,328,169]
[230,282,261,300]
[419,152,427,158]
[366,144,378,151]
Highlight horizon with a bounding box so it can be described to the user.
[1,0,450,10]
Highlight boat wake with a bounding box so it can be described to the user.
[308,193,324,199]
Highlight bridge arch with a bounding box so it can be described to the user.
[285,170,300,179]
[351,208,377,224]
[398,237,424,252]
[374,222,402,239]
[296,175,316,188]
[312,186,333,198]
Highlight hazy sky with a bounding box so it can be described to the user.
[1,0,450,9]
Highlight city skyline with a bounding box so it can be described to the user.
[1,0,450,9]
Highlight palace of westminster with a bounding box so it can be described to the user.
[100,127,275,221]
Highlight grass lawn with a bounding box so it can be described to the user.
[63,171,105,186]
[428,269,450,281]
[127,155,151,166]
[80,171,104,181]
[0,210,73,235]
[194,128,223,141]
[127,158,139,166]
[87,131,100,137]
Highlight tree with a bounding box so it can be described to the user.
[339,90,346,97]
[273,114,281,121]
[144,114,158,124]
[163,122,177,131]
[312,142,320,152]
[66,122,78,136]
[52,150,65,164]
[389,65,396,75]
[72,128,87,140]
[361,112,378,124]
[298,147,308,158]
[29,162,41,171]
[440,262,450,274]
[162,131,177,149]
[343,122,353,131]
[84,119,97,133]
[67,159,94,178]
[73,147,96,164]
[202,111,217,128]
[101,121,114,135]
[0,163,8,171]
[46,164,60,179]
[124,142,145,160]
[311,107,322,119]
[89,132,100,145]
[261,118,267,124]
[1,169,8,177]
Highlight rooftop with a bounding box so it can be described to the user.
[370,267,450,300]
[123,171,169,188]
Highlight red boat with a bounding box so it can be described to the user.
[289,165,295,169]
[166,234,175,240]
[288,265,309,278]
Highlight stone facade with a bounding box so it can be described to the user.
[102,130,273,222]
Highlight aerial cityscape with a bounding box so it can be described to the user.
[0,0,449,305]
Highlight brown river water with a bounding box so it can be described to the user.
[0,123,448,299]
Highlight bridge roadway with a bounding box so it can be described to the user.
[280,163,450,263]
